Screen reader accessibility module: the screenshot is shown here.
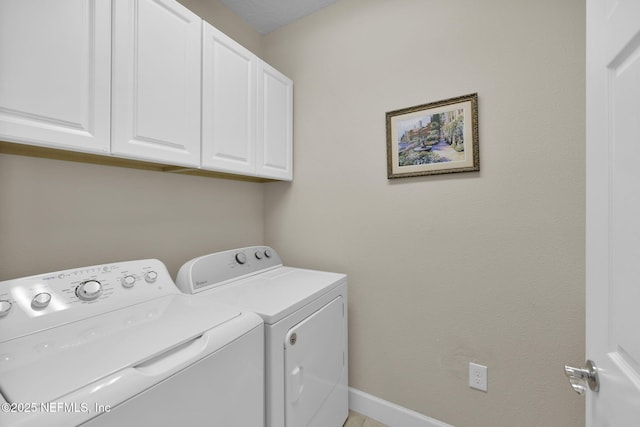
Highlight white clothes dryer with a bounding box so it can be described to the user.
[176,246,348,427]
[0,259,264,427]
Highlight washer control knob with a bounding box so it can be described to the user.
[0,300,12,317]
[31,292,52,309]
[76,280,103,301]
[235,252,247,265]
[122,275,136,288]
[144,271,158,283]
[264,249,272,258]
[254,251,263,260]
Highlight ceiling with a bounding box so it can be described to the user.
[220,0,341,34]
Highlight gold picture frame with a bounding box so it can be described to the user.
[386,93,479,178]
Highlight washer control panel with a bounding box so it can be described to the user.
[0,259,177,341]
[176,246,282,293]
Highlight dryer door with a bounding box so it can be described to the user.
[284,296,345,427]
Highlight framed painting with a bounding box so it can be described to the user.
[386,93,479,178]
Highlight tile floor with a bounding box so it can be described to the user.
[343,411,388,427]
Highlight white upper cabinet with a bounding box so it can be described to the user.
[111,0,201,167]
[202,25,293,181]
[201,22,257,175]
[0,0,111,153]
[1,0,293,180]
[257,61,293,181]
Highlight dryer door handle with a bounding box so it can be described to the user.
[289,365,304,403]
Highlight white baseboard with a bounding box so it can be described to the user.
[348,387,454,427]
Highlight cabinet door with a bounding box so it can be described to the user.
[201,22,257,175]
[112,0,201,167]
[256,61,293,181]
[0,0,111,153]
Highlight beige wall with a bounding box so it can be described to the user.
[0,0,264,281]
[0,155,263,280]
[263,0,586,426]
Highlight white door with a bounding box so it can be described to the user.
[111,0,201,167]
[0,0,111,153]
[584,0,640,425]
[201,22,257,175]
[256,60,293,181]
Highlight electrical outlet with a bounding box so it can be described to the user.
[469,362,488,392]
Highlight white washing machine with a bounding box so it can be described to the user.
[176,246,348,427]
[0,259,264,427]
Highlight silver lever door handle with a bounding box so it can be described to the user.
[564,360,599,395]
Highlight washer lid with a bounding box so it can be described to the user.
[202,267,346,324]
[0,294,241,405]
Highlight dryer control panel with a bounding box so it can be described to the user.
[176,246,283,293]
[0,259,177,341]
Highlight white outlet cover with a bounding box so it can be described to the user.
[469,362,488,392]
